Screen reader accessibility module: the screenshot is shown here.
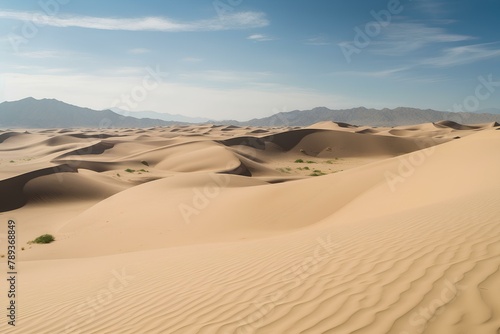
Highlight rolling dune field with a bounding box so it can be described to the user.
[0,121,499,334]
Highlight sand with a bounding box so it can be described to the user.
[0,121,499,333]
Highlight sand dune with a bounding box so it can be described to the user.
[0,122,499,333]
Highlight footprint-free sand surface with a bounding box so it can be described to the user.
[0,121,499,333]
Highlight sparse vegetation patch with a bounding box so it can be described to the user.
[30,234,55,244]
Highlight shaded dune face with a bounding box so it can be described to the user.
[0,122,499,334]
[0,164,76,212]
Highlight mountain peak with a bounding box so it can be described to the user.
[0,98,179,128]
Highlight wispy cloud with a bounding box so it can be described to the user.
[369,22,471,56]
[335,66,413,78]
[305,36,330,46]
[423,43,500,67]
[414,0,449,17]
[18,50,64,58]
[128,48,151,54]
[0,9,269,32]
[247,34,274,42]
[1,64,73,74]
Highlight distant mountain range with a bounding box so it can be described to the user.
[0,98,179,128]
[110,107,211,124]
[477,108,500,115]
[224,107,500,127]
[0,97,499,128]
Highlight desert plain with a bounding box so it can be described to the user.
[0,120,500,333]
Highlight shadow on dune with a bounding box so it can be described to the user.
[55,141,114,158]
[0,164,77,212]
[220,162,252,177]
[218,129,319,151]
[0,132,22,143]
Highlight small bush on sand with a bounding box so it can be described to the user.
[31,234,55,244]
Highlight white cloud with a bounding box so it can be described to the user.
[247,34,274,42]
[128,48,151,54]
[335,66,413,78]
[18,50,63,58]
[423,43,500,67]
[369,22,472,56]
[0,9,269,32]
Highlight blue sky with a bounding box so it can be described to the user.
[1,0,499,120]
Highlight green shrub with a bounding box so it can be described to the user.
[295,159,304,163]
[310,169,326,176]
[306,160,316,164]
[125,168,135,173]
[32,234,55,244]
[141,160,149,166]
[276,167,291,174]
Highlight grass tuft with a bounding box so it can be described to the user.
[31,234,55,244]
